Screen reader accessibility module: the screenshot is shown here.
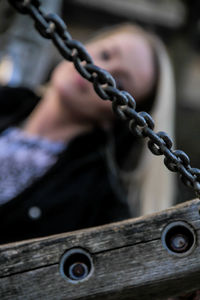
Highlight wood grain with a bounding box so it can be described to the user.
[0,198,200,299]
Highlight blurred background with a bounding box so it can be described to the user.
[0,0,199,204]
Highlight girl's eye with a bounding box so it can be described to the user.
[115,78,124,91]
[100,50,111,61]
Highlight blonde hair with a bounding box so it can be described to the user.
[89,23,176,217]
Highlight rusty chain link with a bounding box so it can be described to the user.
[7,0,200,197]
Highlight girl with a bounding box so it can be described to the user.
[0,23,175,243]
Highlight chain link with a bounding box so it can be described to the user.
[7,0,200,198]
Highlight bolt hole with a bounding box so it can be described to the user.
[59,248,93,283]
[162,221,196,256]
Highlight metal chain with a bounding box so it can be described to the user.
[7,0,200,197]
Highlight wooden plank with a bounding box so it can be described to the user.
[0,199,200,299]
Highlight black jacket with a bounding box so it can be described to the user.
[0,86,131,244]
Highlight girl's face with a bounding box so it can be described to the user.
[51,31,155,127]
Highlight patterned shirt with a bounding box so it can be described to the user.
[0,127,66,205]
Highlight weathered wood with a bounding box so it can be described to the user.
[0,199,200,299]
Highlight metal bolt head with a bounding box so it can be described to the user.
[169,233,189,253]
[69,262,89,280]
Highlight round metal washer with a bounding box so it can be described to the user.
[59,248,94,283]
